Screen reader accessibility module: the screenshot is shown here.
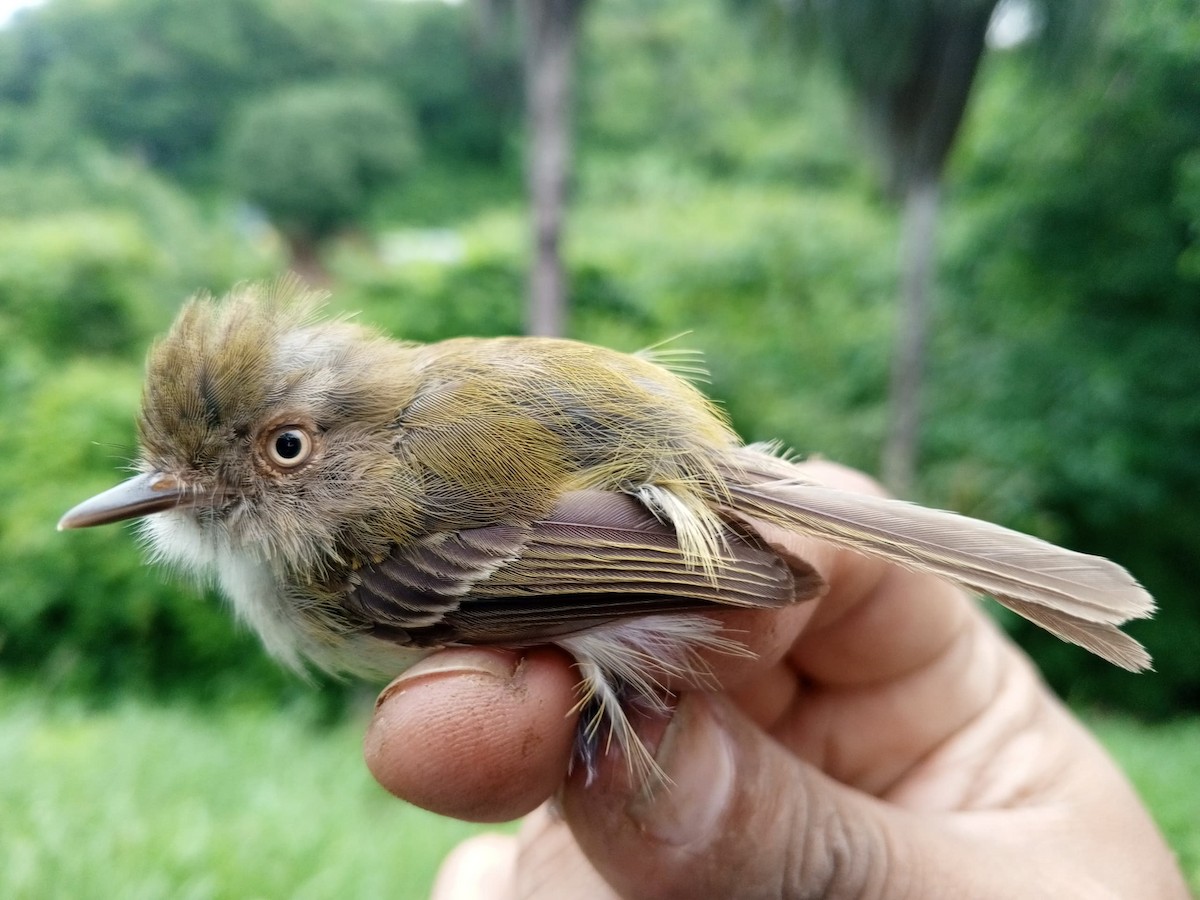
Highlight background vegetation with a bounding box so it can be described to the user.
[0,0,1196,894]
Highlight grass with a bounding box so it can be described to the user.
[1088,715,1200,892]
[0,690,497,900]
[1,688,1196,898]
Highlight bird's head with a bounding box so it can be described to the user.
[60,281,424,580]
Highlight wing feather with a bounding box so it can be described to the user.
[345,488,819,648]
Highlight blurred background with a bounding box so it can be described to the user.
[0,0,1196,895]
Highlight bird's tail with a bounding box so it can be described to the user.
[715,446,1154,672]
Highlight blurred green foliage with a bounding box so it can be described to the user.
[226,80,419,244]
[0,0,1195,721]
[929,0,1200,711]
[0,0,519,177]
[0,0,521,246]
[0,692,505,898]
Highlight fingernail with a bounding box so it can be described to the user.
[375,648,522,710]
[626,695,735,846]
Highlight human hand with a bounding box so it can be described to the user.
[364,461,1188,899]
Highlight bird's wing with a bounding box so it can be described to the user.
[714,445,1155,671]
[345,489,821,648]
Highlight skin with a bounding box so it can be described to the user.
[364,461,1189,899]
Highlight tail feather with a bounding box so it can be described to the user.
[717,448,1154,671]
[997,596,1150,672]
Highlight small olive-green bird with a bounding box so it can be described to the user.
[60,280,1154,779]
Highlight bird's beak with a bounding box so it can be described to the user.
[58,472,194,530]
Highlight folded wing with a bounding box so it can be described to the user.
[347,488,821,648]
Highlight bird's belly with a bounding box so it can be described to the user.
[219,550,429,679]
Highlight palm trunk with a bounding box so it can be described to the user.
[522,0,585,337]
[882,176,940,497]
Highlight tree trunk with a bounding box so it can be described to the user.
[882,176,940,497]
[284,233,330,287]
[521,0,585,337]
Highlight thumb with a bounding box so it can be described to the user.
[559,693,993,900]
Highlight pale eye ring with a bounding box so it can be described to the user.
[266,426,313,469]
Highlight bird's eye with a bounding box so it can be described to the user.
[266,427,313,469]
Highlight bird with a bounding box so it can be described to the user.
[59,279,1154,781]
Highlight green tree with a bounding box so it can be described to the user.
[0,0,519,183]
[383,2,521,166]
[0,0,387,176]
[224,80,419,276]
[760,0,1001,495]
[929,0,1200,712]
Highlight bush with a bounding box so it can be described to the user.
[0,212,162,357]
